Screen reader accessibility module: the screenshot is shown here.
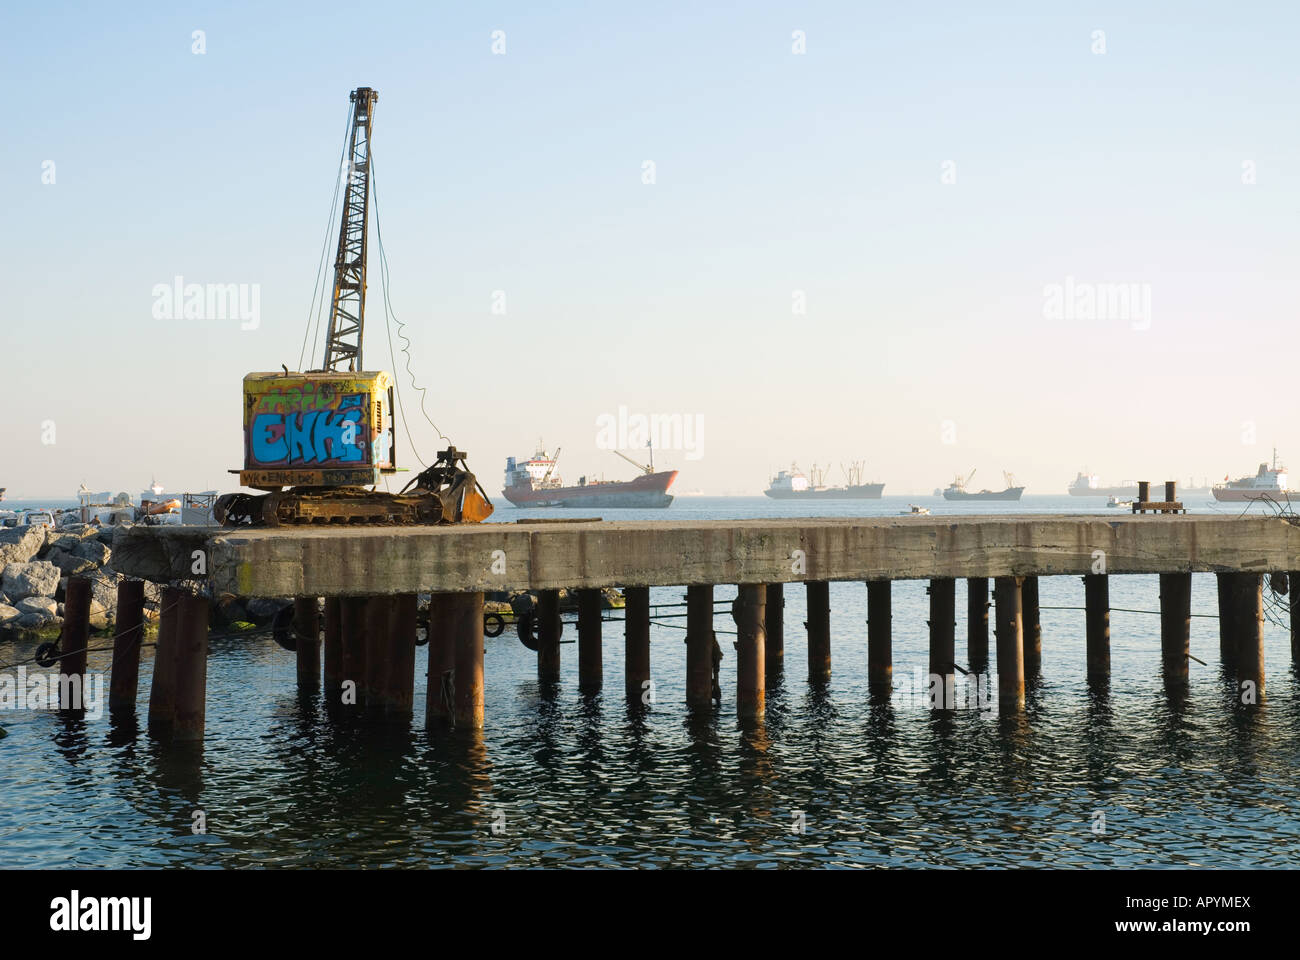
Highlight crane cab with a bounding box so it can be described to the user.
[238,370,396,491]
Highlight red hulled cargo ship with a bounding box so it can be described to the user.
[502,445,677,508]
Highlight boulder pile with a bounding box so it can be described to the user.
[0,523,158,634]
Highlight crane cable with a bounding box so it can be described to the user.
[370,152,450,468]
[297,106,353,372]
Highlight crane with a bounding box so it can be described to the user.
[214,86,492,527]
[542,448,562,483]
[321,87,378,372]
[614,442,656,475]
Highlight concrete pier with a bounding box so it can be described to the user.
[104,513,1300,735]
[114,514,1300,596]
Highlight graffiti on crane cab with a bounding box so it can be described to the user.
[249,392,369,466]
[254,382,338,414]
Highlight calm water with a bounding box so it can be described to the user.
[2,495,1298,868]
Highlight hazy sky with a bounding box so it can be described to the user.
[4,1,1297,498]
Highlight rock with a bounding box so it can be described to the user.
[46,547,97,576]
[18,596,58,619]
[0,526,45,566]
[1,561,61,600]
[16,611,60,630]
[0,604,19,626]
[90,573,123,613]
[72,539,111,567]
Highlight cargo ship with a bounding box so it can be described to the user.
[502,444,676,508]
[943,470,1024,501]
[1212,451,1290,502]
[764,462,884,499]
[1068,472,1139,498]
[1069,472,1212,497]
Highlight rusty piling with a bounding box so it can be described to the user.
[172,592,209,743]
[59,576,91,714]
[867,580,892,698]
[1216,574,1236,670]
[451,592,485,728]
[734,584,765,718]
[1021,575,1041,677]
[109,580,145,715]
[1159,573,1192,686]
[425,595,456,722]
[928,578,955,709]
[685,585,714,711]
[323,597,342,698]
[537,589,561,683]
[1290,571,1300,665]
[806,580,831,683]
[294,597,321,691]
[993,576,1024,710]
[577,588,603,694]
[624,587,651,704]
[338,597,368,711]
[967,578,989,673]
[1225,572,1264,701]
[380,593,417,719]
[765,582,784,672]
[1084,574,1110,681]
[147,585,183,739]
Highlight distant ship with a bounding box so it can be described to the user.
[764,462,884,499]
[1069,472,1212,497]
[1212,451,1290,502]
[0,487,5,502]
[1068,472,1140,497]
[943,469,1024,501]
[502,443,676,508]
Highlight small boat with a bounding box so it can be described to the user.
[1106,496,1132,509]
[900,504,930,515]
